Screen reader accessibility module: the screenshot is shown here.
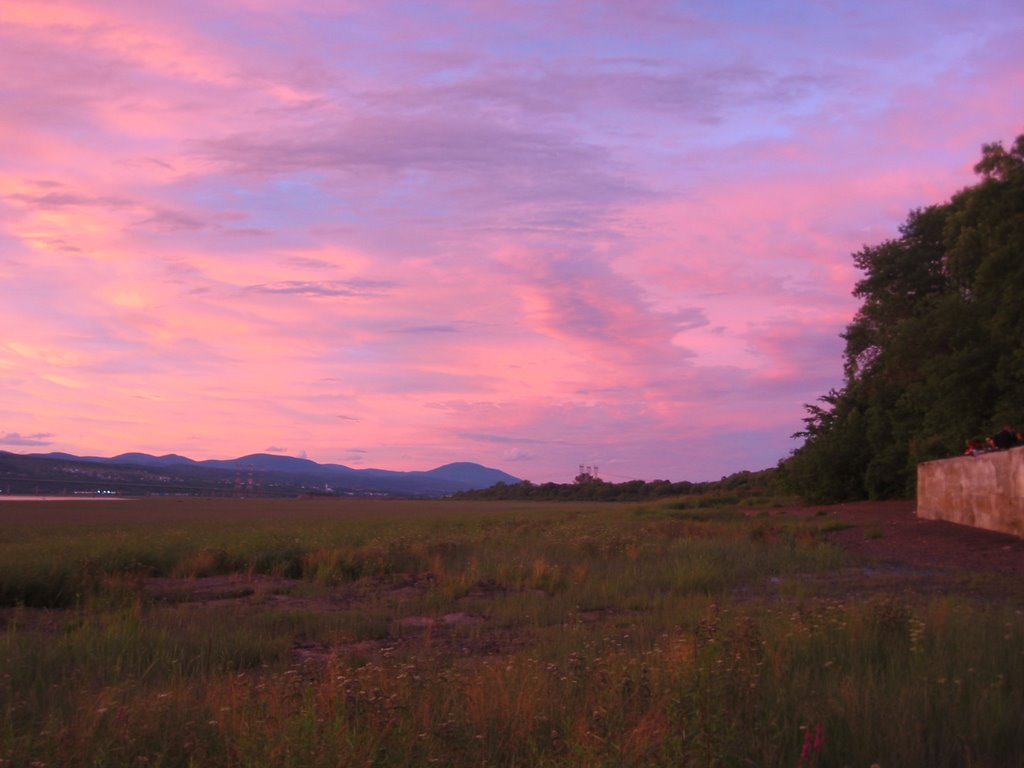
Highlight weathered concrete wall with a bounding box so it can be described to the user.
[917,446,1024,538]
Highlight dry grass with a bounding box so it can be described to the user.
[1,497,1022,766]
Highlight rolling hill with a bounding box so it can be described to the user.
[0,451,520,497]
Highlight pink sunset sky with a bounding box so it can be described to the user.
[1,0,1022,483]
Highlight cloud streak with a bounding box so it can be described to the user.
[0,432,55,447]
[0,0,1022,481]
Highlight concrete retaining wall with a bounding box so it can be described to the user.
[917,446,1024,538]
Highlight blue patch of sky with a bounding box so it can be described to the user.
[187,172,360,238]
[373,169,456,218]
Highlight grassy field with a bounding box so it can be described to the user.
[1,496,1022,767]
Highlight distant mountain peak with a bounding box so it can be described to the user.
[11,450,519,496]
[109,452,196,467]
[423,462,520,486]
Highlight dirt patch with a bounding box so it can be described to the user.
[397,612,486,629]
[769,500,1024,604]
[146,574,298,603]
[786,500,1024,572]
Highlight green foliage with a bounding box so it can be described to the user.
[782,134,1024,501]
[456,468,788,504]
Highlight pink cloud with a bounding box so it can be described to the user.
[0,432,55,447]
[0,0,1022,482]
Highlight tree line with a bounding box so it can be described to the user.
[779,133,1024,502]
[453,468,779,503]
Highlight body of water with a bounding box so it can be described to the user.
[0,495,128,502]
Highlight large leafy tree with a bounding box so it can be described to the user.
[782,134,1024,502]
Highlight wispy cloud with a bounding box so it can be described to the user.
[0,0,1021,481]
[245,280,393,298]
[458,432,549,445]
[0,432,55,447]
[395,324,460,334]
[6,191,133,209]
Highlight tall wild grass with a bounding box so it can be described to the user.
[1,497,1021,766]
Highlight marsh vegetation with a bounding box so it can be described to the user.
[2,497,1022,766]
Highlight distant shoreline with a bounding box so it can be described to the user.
[0,495,130,502]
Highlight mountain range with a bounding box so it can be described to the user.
[0,450,521,497]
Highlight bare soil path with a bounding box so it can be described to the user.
[779,500,1024,604]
